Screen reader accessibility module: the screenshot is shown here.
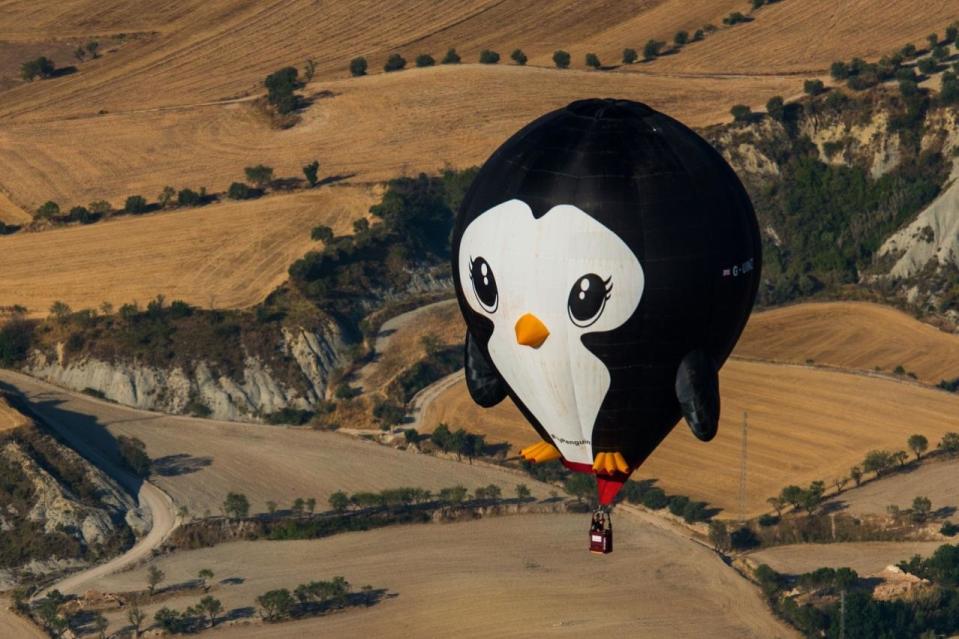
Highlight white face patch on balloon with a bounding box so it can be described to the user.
[459,199,645,464]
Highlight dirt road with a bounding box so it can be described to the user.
[0,370,178,597]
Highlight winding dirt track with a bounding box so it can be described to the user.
[0,369,178,598]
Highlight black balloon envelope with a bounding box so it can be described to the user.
[451,98,761,507]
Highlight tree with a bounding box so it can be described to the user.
[947,23,959,44]
[329,490,349,512]
[244,164,274,189]
[303,160,320,187]
[515,483,531,501]
[89,200,111,215]
[850,465,863,487]
[940,432,959,455]
[384,53,406,72]
[350,56,368,77]
[223,492,250,518]
[730,104,752,122]
[479,49,500,64]
[147,565,165,595]
[830,61,849,80]
[196,568,215,592]
[118,435,150,477]
[431,423,452,451]
[292,497,305,516]
[177,188,201,206]
[674,30,689,46]
[303,58,317,82]
[127,599,146,637]
[415,53,435,67]
[49,300,72,322]
[933,46,949,62]
[643,39,664,60]
[158,186,176,208]
[751,0,765,9]
[552,50,571,69]
[892,450,909,468]
[833,476,849,494]
[585,53,601,69]
[125,195,148,214]
[420,332,442,356]
[353,217,369,233]
[36,200,60,218]
[564,473,595,503]
[766,496,785,517]
[863,449,894,476]
[306,497,316,514]
[197,595,222,627]
[37,591,65,634]
[510,49,527,65]
[265,66,300,114]
[799,481,825,514]
[154,607,184,634]
[20,56,55,81]
[257,588,294,620]
[928,33,940,49]
[709,520,731,551]
[622,48,638,64]
[918,57,938,75]
[766,95,785,121]
[441,48,460,64]
[75,46,87,62]
[227,181,252,200]
[403,428,419,445]
[803,79,825,96]
[780,485,803,510]
[912,495,932,523]
[266,500,277,514]
[86,41,100,58]
[438,485,467,503]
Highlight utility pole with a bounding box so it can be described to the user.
[738,411,748,522]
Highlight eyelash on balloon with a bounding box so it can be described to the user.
[604,276,613,300]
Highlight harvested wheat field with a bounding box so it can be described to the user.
[0,0,760,121]
[0,370,550,517]
[0,186,375,315]
[738,302,959,384]
[827,457,959,517]
[0,65,799,214]
[426,359,959,518]
[651,0,959,76]
[749,542,945,577]
[0,395,29,432]
[87,513,795,638]
[0,599,44,639]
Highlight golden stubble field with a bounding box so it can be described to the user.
[419,301,959,518]
[0,185,376,315]
[736,301,959,385]
[86,513,796,638]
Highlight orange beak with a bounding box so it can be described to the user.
[515,313,550,348]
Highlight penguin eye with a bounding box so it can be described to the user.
[469,256,498,313]
[568,274,611,328]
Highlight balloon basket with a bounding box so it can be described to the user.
[589,509,613,554]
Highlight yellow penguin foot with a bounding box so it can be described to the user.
[592,452,630,475]
[520,441,562,463]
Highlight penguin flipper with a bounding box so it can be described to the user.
[465,330,507,408]
[675,350,720,442]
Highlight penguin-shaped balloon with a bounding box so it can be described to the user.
[452,98,761,506]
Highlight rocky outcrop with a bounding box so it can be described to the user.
[25,322,351,422]
[1,441,136,546]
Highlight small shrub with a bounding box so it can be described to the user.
[918,57,938,76]
[584,53,601,69]
[384,53,406,72]
[674,30,688,46]
[177,188,201,207]
[441,48,461,64]
[552,50,570,69]
[227,182,253,200]
[641,487,668,509]
[941,521,959,536]
[668,495,690,516]
[730,104,752,122]
[349,57,367,77]
[124,195,148,214]
[510,49,527,65]
[622,48,638,64]
[758,513,780,527]
[478,49,500,64]
[804,79,825,96]
[643,40,664,60]
[723,12,749,26]
[414,54,434,68]
[20,56,55,81]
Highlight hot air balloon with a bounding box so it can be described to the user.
[451,99,761,552]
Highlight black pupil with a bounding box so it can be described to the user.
[568,274,606,322]
[471,257,497,308]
